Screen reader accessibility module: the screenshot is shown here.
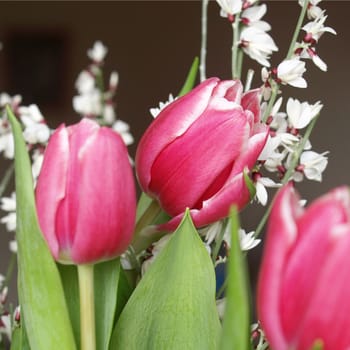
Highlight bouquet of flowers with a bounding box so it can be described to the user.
[0,1,342,349]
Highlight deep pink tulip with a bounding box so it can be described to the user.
[35,118,136,264]
[258,183,350,350]
[136,77,268,230]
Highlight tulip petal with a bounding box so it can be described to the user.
[241,88,261,123]
[257,184,302,350]
[281,189,348,341]
[55,119,99,256]
[157,128,269,231]
[297,224,350,349]
[211,79,243,104]
[149,108,248,216]
[136,78,220,192]
[280,190,350,344]
[35,124,69,260]
[71,127,136,264]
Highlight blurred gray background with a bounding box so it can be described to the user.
[0,1,347,304]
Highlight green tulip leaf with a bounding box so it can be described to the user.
[220,207,250,350]
[7,107,76,350]
[94,258,131,350]
[110,209,221,350]
[178,56,199,97]
[58,265,80,348]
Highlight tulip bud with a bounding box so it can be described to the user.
[35,118,136,264]
[136,77,268,230]
[258,183,350,350]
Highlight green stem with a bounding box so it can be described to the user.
[131,199,162,254]
[200,0,209,82]
[286,0,310,59]
[0,163,14,198]
[262,81,278,123]
[244,69,254,92]
[211,219,228,264]
[236,48,244,80]
[78,264,96,350]
[254,114,320,239]
[231,19,240,79]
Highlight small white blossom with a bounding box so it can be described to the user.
[0,133,14,159]
[216,0,243,17]
[302,14,336,42]
[73,89,103,116]
[258,134,281,161]
[238,229,261,251]
[216,298,226,320]
[255,176,281,206]
[277,59,307,88]
[240,27,278,67]
[112,120,134,146]
[0,93,21,110]
[0,314,12,341]
[31,149,44,182]
[286,98,323,129]
[109,71,119,90]
[241,4,270,31]
[17,104,50,145]
[9,240,17,253]
[87,41,108,63]
[103,104,116,124]
[150,94,176,118]
[279,133,300,152]
[298,150,329,182]
[299,0,323,20]
[299,47,328,72]
[1,192,16,232]
[75,70,95,94]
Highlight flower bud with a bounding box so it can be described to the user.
[136,78,268,230]
[258,183,350,350]
[35,118,136,264]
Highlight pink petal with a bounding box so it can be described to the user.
[136,78,220,192]
[71,127,136,264]
[257,184,302,350]
[211,79,243,103]
[280,193,350,343]
[157,126,268,231]
[149,107,248,216]
[55,119,99,253]
[296,228,350,349]
[35,124,69,260]
[241,88,262,123]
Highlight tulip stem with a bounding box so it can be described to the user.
[78,264,96,350]
[132,199,162,254]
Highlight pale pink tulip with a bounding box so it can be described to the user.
[136,77,268,230]
[36,118,136,264]
[258,183,350,350]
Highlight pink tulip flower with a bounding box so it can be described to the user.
[258,183,350,350]
[35,118,136,264]
[136,77,268,230]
